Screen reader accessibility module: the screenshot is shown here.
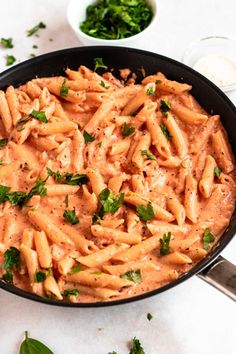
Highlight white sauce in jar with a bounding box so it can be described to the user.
[193,54,236,87]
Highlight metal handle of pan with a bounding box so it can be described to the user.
[198,255,236,301]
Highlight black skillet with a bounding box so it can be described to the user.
[0,46,236,306]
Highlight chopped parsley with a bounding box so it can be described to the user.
[47,168,88,186]
[99,188,124,216]
[1,37,13,48]
[60,79,69,98]
[129,337,146,354]
[203,228,215,250]
[146,87,154,96]
[160,123,171,140]
[120,269,142,284]
[0,138,8,149]
[159,232,171,256]
[92,213,102,224]
[156,79,162,85]
[0,178,47,207]
[32,44,38,49]
[31,110,48,123]
[34,271,46,283]
[63,209,79,225]
[4,246,20,270]
[136,202,155,222]
[93,57,108,71]
[63,289,80,297]
[214,166,222,178]
[2,271,13,284]
[108,352,117,354]
[65,194,69,208]
[100,80,110,89]
[147,313,153,321]
[141,149,157,161]
[122,123,135,138]
[26,22,46,36]
[83,130,95,144]
[30,53,36,58]
[70,263,83,274]
[80,0,153,40]
[6,55,16,66]
[160,99,171,117]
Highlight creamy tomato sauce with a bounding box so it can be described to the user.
[0,66,235,303]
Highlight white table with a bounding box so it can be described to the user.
[0,1,236,353]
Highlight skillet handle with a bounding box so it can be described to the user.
[198,255,236,301]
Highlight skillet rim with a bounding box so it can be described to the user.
[0,46,235,307]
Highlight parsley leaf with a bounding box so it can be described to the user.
[60,79,69,97]
[34,271,46,283]
[65,173,88,186]
[31,110,48,123]
[122,122,135,138]
[156,79,162,85]
[70,263,83,274]
[129,337,146,354]
[159,232,171,256]
[2,271,13,284]
[141,149,157,161]
[214,166,222,178]
[203,228,215,250]
[63,289,80,297]
[99,188,124,215]
[92,213,102,224]
[136,202,155,222]
[160,123,171,140]
[160,99,171,117]
[21,178,47,206]
[47,168,88,186]
[0,185,11,203]
[1,37,13,48]
[147,313,153,321]
[0,178,48,207]
[6,55,16,66]
[100,80,110,89]
[120,269,142,284]
[83,130,95,144]
[108,352,117,354]
[65,194,69,208]
[94,57,108,71]
[146,87,154,96]
[26,22,46,36]
[4,246,20,270]
[0,138,8,149]
[63,209,79,225]
[7,191,27,206]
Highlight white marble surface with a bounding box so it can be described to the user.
[0,1,236,353]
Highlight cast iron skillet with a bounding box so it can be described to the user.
[0,46,236,307]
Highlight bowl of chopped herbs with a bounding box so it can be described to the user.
[67,0,157,46]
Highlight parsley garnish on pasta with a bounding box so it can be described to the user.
[159,232,171,256]
[136,202,155,221]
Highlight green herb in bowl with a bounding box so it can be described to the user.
[80,0,153,40]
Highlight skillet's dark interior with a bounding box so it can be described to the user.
[0,46,236,307]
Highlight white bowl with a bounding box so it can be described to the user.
[67,0,158,46]
[183,36,236,92]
